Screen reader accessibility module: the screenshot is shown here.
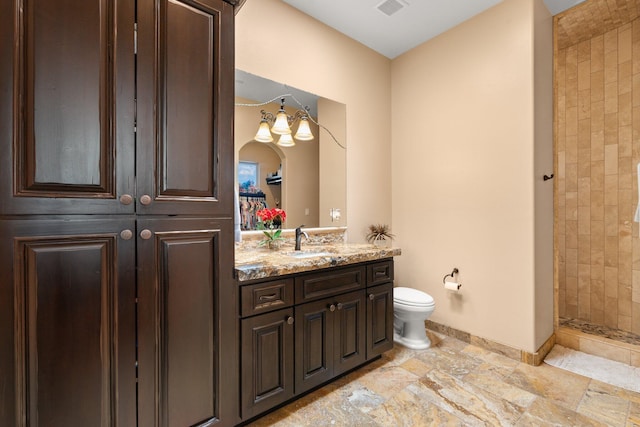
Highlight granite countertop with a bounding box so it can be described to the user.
[235,243,401,282]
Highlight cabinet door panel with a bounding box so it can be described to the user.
[366,283,394,358]
[0,217,136,427]
[0,0,135,215]
[334,291,366,375]
[294,299,333,394]
[137,0,234,216]
[241,308,294,419]
[137,217,237,427]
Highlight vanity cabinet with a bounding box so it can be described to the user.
[238,259,394,423]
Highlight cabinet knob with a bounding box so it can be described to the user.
[140,229,153,240]
[369,294,375,301]
[286,316,294,325]
[140,194,152,205]
[119,194,133,205]
[120,229,133,240]
[329,304,336,312]
[336,303,343,310]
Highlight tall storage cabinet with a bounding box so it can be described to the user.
[0,0,238,425]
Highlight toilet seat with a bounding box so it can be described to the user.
[394,287,435,308]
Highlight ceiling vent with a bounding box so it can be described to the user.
[376,0,407,17]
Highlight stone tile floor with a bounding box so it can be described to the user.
[247,331,640,426]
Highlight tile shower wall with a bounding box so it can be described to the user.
[557,18,640,335]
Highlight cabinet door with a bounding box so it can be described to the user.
[136,0,234,216]
[333,291,366,376]
[0,0,135,215]
[294,298,334,394]
[137,217,237,427]
[241,308,294,419]
[0,217,136,427]
[366,283,394,359]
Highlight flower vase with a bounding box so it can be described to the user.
[267,239,282,250]
[373,238,389,248]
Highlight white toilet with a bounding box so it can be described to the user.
[393,287,435,349]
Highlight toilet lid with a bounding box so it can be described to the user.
[394,287,434,307]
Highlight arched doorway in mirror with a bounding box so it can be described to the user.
[238,140,286,230]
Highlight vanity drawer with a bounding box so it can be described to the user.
[241,278,294,317]
[295,266,365,303]
[367,260,394,286]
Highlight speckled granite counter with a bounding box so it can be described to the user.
[235,243,401,282]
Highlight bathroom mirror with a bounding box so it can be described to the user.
[235,69,346,230]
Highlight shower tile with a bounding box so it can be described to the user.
[619,62,633,96]
[590,191,604,219]
[604,112,618,144]
[578,40,591,63]
[578,237,591,264]
[604,145,619,174]
[620,126,633,156]
[620,91,633,125]
[634,271,640,301]
[591,71,605,101]
[605,82,619,114]
[566,249,578,274]
[590,160,604,187]
[635,74,640,106]
[567,135,579,163]
[618,314,632,331]
[567,221,579,248]
[578,208,591,235]
[605,29,618,55]
[566,106,578,136]
[604,206,618,236]
[633,348,640,367]
[567,278,578,305]
[592,35,605,71]
[605,268,619,297]
[619,26,633,64]
[604,296,619,327]
[580,336,631,364]
[579,92,591,119]
[590,279,605,308]
[591,308,604,324]
[578,153,591,177]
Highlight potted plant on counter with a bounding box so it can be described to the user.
[366,224,394,247]
[256,208,287,249]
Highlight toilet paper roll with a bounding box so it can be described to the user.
[444,281,462,291]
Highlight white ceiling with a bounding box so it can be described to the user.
[281,0,587,59]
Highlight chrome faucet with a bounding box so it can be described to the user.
[295,225,309,251]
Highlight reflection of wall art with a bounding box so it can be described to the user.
[238,161,259,192]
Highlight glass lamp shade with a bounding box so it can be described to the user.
[271,109,291,135]
[254,120,273,143]
[294,117,314,141]
[276,133,295,147]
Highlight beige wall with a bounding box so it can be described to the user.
[236,0,392,242]
[237,0,554,353]
[556,19,640,335]
[391,0,553,353]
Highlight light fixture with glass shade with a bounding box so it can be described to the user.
[251,98,315,147]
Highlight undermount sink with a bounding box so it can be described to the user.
[285,251,333,259]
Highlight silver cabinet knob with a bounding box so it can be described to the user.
[119,194,133,205]
[140,229,153,240]
[369,294,375,301]
[336,303,343,310]
[329,304,336,312]
[286,316,294,325]
[120,229,133,240]
[140,194,152,205]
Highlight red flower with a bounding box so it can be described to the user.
[256,208,286,226]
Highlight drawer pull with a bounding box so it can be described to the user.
[329,304,336,312]
[336,303,343,310]
[286,316,294,325]
[259,293,278,301]
[369,294,375,300]
[375,271,387,277]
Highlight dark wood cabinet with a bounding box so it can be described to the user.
[0,0,237,425]
[366,282,394,358]
[240,308,295,419]
[295,289,366,394]
[238,259,394,424]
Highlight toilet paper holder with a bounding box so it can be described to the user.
[442,268,459,284]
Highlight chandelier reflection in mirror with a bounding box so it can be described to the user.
[237,94,345,149]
